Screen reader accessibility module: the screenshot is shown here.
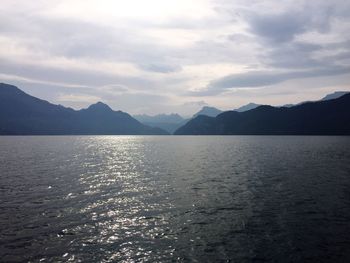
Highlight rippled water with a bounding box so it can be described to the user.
[1,136,350,262]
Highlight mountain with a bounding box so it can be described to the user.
[235,103,260,112]
[138,106,223,133]
[174,93,350,135]
[280,101,310,108]
[133,113,185,134]
[134,113,184,124]
[142,122,184,134]
[321,91,349,101]
[0,83,168,135]
[280,91,350,108]
[281,104,295,108]
[193,106,222,118]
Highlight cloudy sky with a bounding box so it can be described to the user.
[1,0,350,116]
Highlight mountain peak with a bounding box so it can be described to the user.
[87,101,113,112]
[0,83,26,95]
[321,91,349,101]
[235,103,261,112]
[193,106,222,118]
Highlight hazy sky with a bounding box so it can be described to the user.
[1,0,350,115]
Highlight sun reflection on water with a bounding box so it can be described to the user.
[66,136,177,261]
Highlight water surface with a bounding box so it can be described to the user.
[1,136,350,262]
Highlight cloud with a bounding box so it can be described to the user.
[260,42,323,69]
[182,100,208,107]
[193,66,350,96]
[186,0,350,96]
[249,12,309,43]
[0,0,349,114]
[244,0,349,43]
[0,58,154,89]
[104,92,172,114]
[57,93,101,103]
[138,63,182,73]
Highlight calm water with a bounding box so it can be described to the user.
[1,136,350,262]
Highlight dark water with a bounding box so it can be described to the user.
[1,136,350,262]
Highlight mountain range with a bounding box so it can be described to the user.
[281,91,349,108]
[133,113,186,134]
[132,103,279,133]
[0,83,168,135]
[133,106,224,134]
[133,106,225,133]
[1,83,349,135]
[175,93,350,135]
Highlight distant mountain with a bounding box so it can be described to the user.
[281,104,295,108]
[321,91,349,101]
[193,106,222,118]
[280,101,309,108]
[175,93,350,135]
[139,122,186,134]
[0,83,168,135]
[142,122,185,134]
[134,113,184,124]
[133,113,185,134]
[235,103,261,112]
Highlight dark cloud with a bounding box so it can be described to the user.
[245,2,341,43]
[193,66,350,96]
[260,41,323,69]
[249,12,308,43]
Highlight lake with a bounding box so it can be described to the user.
[1,136,350,262]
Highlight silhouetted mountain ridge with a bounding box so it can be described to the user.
[321,91,349,101]
[0,83,168,135]
[175,93,350,135]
